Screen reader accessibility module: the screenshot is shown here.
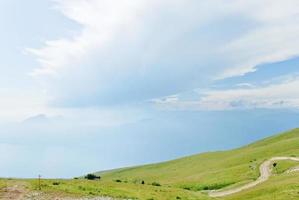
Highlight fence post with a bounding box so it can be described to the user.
[38,175,42,190]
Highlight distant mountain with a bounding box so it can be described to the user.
[23,114,49,123]
[23,114,63,124]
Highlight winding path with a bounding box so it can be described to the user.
[208,157,299,198]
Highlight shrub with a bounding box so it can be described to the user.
[114,179,122,183]
[182,186,191,190]
[52,182,60,186]
[151,182,161,186]
[200,183,232,190]
[141,180,145,184]
[182,182,234,191]
[84,174,101,180]
[78,186,86,191]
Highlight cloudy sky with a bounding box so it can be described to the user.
[1,0,299,178]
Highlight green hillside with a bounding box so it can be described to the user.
[2,128,299,200]
[91,128,299,199]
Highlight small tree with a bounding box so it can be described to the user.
[273,163,277,168]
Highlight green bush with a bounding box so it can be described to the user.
[84,174,101,180]
[182,182,234,191]
[151,182,161,186]
[52,182,60,186]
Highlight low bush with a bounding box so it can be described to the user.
[84,174,101,180]
[182,182,234,191]
[182,186,191,190]
[52,182,60,186]
[151,182,161,186]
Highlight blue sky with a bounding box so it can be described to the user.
[1,0,299,178]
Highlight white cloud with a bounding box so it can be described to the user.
[204,78,299,110]
[214,0,299,78]
[28,0,152,76]
[155,76,299,110]
[28,0,299,107]
[219,24,299,78]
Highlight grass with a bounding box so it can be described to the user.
[28,179,207,200]
[223,172,299,200]
[2,128,299,199]
[98,129,299,188]
[273,160,299,174]
[0,179,6,189]
[181,182,235,191]
[94,128,299,199]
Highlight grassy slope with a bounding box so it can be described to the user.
[223,172,299,200]
[3,128,299,200]
[273,160,299,174]
[28,179,207,200]
[99,129,299,187]
[94,128,299,199]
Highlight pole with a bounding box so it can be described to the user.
[38,174,41,190]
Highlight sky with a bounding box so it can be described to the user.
[1,0,299,178]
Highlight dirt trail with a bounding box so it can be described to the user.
[209,157,299,198]
[286,166,299,173]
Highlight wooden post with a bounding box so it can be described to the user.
[38,175,42,190]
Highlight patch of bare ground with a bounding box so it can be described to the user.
[0,182,27,200]
[0,181,117,200]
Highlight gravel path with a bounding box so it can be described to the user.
[208,157,299,197]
